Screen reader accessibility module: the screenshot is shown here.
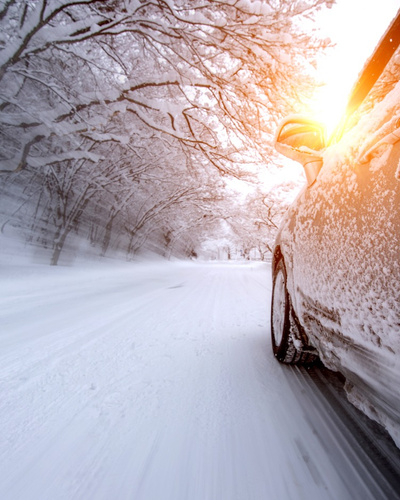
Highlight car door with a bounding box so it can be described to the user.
[290,124,400,348]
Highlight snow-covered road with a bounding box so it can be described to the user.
[1,260,399,500]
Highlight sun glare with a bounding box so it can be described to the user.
[306,35,367,138]
[306,0,400,138]
[309,81,349,138]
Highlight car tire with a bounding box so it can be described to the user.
[271,259,315,364]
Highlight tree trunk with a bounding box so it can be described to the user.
[50,228,70,266]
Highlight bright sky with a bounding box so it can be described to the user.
[310,0,400,133]
[239,1,400,193]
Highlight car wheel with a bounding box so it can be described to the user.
[271,259,315,364]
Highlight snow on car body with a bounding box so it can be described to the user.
[271,10,400,448]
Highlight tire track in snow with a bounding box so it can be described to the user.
[0,261,399,500]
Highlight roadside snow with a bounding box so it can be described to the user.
[0,260,395,499]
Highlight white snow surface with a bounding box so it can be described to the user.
[0,259,393,499]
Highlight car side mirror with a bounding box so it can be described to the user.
[274,116,327,186]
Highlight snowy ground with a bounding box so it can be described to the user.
[1,259,400,500]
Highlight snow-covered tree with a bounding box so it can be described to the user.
[0,0,335,262]
[0,0,333,174]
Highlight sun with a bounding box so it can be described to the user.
[306,0,400,138]
[309,81,350,138]
[306,41,364,138]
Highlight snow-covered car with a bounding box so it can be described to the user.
[271,10,400,448]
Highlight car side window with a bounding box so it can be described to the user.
[348,45,400,132]
[335,45,400,174]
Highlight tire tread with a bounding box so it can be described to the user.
[271,259,318,366]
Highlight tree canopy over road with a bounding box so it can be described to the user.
[0,0,334,264]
